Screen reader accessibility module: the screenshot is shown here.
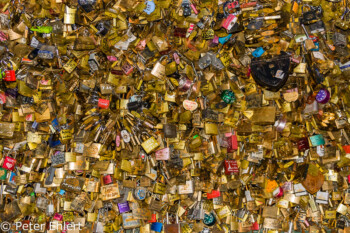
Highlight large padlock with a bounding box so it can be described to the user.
[250,51,291,92]
[164,213,180,233]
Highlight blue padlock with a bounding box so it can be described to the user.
[310,42,319,51]
[51,118,60,131]
[58,189,65,195]
[309,134,325,147]
[252,47,265,58]
[218,34,232,44]
[32,121,38,130]
[49,135,61,147]
[151,222,163,232]
[144,0,155,15]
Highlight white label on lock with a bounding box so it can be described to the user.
[222,14,237,30]
[183,100,198,111]
[121,130,131,143]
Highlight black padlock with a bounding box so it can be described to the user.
[250,51,291,92]
[337,220,345,229]
[127,101,142,111]
[301,5,322,25]
[28,48,39,60]
[95,21,110,36]
[182,3,192,17]
[78,0,96,12]
[247,19,264,30]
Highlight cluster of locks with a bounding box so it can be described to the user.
[0,0,350,232]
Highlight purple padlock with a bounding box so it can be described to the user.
[315,89,330,104]
[118,202,130,213]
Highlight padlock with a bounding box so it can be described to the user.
[144,0,156,15]
[222,14,237,31]
[151,56,166,79]
[64,5,77,24]
[2,156,16,171]
[182,1,192,17]
[117,202,130,213]
[178,77,192,92]
[151,222,163,232]
[333,32,347,47]
[164,213,180,233]
[301,5,322,25]
[93,209,105,233]
[224,160,239,175]
[250,52,291,92]
[4,70,16,81]
[141,132,160,154]
[88,53,100,71]
[211,53,225,70]
[103,174,113,185]
[198,53,212,69]
[98,99,110,109]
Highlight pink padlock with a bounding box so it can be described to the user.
[103,174,113,185]
[190,4,198,14]
[0,92,6,104]
[222,14,237,30]
[54,213,63,221]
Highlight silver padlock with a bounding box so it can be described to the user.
[210,53,225,70]
[198,53,212,69]
[88,53,100,71]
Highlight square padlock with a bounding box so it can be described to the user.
[3,156,16,170]
[151,222,163,232]
[163,124,177,138]
[224,160,239,174]
[141,137,160,154]
[222,14,237,30]
[4,70,16,81]
[227,134,238,152]
[98,98,110,109]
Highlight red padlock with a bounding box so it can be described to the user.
[297,137,309,152]
[227,133,238,152]
[148,213,157,223]
[0,92,6,104]
[103,174,113,185]
[222,14,237,30]
[4,70,16,81]
[251,221,259,231]
[224,159,239,175]
[98,98,110,109]
[3,156,16,171]
[207,190,220,199]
